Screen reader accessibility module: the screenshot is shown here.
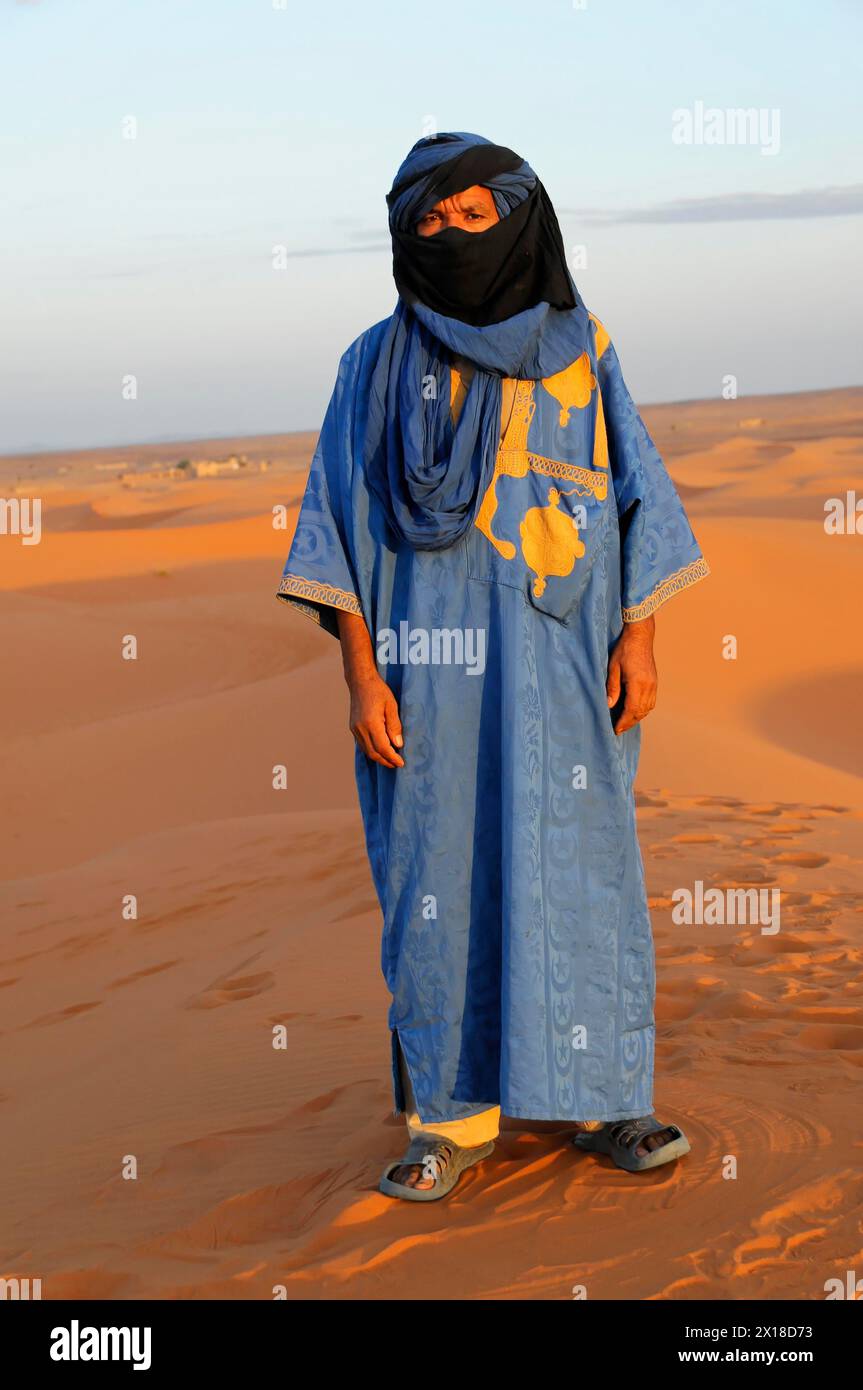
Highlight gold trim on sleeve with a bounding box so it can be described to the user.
[277,573,363,618]
[621,556,710,622]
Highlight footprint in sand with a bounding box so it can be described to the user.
[187,970,275,1010]
[107,960,182,989]
[24,1001,102,1028]
[752,826,814,840]
[773,852,830,869]
[715,863,778,884]
[694,796,744,808]
[798,1024,863,1051]
[635,791,668,808]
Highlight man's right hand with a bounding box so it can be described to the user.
[348,671,405,769]
[335,608,404,768]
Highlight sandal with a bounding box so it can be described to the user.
[379,1134,494,1202]
[571,1115,690,1172]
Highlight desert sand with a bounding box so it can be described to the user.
[1,388,861,1300]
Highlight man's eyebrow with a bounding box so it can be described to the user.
[419,196,493,217]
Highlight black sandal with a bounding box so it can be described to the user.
[571,1116,690,1172]
[379,1135,495,1202]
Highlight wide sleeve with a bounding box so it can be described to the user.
[595,325,709,622]
[276,363,365,638]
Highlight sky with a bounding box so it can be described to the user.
[2,0,862,453]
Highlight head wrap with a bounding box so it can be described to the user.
[387,135,576,327]
[364,132,592,551]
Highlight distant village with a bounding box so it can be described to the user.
[119,453,270,487]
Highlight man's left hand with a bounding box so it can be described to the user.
[606,615,657,735]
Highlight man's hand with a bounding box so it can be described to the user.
[606,615,657,735]
[336,609,404,768]
[348,670,405,769]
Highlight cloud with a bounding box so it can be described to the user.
[561,185,863,225]
[348,228,389,244]
[278,185,863,258]
[278,242,388,259]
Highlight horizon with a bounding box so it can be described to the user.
[3,378,862,466]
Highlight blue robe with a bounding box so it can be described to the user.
[278,313,708,1124]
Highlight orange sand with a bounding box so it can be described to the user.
[1,391,861,1300]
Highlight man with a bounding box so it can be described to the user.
[278,132,708,1200]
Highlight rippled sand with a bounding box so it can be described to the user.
[1,390,861,1299]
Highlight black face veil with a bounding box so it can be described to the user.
[387,141,576,328]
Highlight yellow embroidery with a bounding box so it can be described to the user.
[589,313,611,361]
[476,452,606,560]
[475,472,518,559]
[621,557,710,622]
[503,380,536,450]
[593,379,608,473]
[474,381,538,558]
[521,455,606,497]
[449,363,470,423]
[453,364,609,586]
[540,352,596,427]
[586,316,611,470]
[277,573,362,617]
[520,487,588,597]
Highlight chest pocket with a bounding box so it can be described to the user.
[463,366,610,625]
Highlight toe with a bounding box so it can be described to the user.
[391,1163,434,1190]
[635,1127,676,1157]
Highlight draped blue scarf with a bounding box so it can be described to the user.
[365,132,592,552]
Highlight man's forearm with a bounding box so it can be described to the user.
[335,609,405,767]
[623,614,655,640]
[336,609,377,688]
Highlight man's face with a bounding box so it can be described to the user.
[415,184,500,237]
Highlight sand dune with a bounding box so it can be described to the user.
[1,387,861,1300]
